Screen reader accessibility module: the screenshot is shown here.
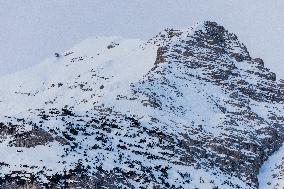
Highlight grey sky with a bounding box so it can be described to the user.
[0,0,283,79]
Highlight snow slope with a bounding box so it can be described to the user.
[0,21,283,189]
[258,144,284,189]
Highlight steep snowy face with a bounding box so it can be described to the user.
[128,21,284,188]
[0,21,283,189]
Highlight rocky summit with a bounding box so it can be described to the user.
[0,21,283,189]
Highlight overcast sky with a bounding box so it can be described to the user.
[0,0,284,79]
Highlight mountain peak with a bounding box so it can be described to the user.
[150,21,252,66]
[0,22,283,189]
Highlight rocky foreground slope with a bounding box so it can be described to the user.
[0,21,283,189]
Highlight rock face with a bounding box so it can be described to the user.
[0,21,283,189]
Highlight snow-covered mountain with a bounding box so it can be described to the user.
[0,21,283,189]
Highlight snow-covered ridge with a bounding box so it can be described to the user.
[0,21,283,189]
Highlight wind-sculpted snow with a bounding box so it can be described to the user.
[0,21,283,188]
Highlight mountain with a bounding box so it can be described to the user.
[0,21,283,189]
